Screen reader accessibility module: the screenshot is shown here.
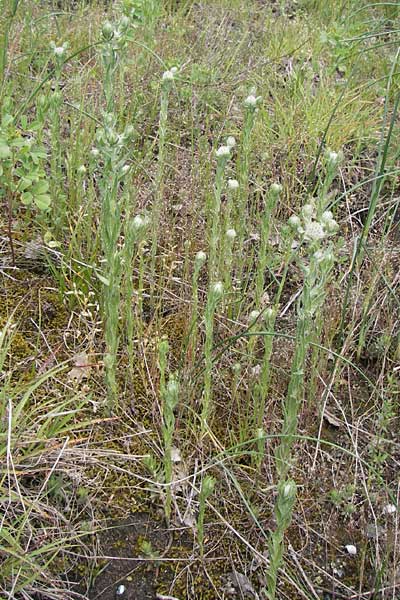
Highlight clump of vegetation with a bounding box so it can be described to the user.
[1,0,399,598]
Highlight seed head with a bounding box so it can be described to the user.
[226,228,237,240]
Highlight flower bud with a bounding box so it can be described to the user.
[102,21,114,40]
[270,182,282,195]
[201,475,216,498]
[211,282,223,298]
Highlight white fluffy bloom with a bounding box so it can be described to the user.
[54,46,66,56]
[216,145,231,158]
[244,94,261,108]
[302,204,314,219]
[327,150,339,164]
[288,215,301,229]
[304,221,325,241]
[270,183,282,195]
[383,504,397,515]
[132,215,145,231]
[116,585,126,595]
[345,544,357,556]
[195,250,207,264]
[228,179,239,190]
[226,228,237,240]
[170,66,178,74]
[321,210,334,223]
[226,136,236,148]
[162,70,174,81]
[248,310,260,324]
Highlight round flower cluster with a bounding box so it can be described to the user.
[288,203,338,243]
[162,66,178,82]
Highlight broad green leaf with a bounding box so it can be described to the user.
[31,180,49,195]
[21,192,33,205]
[34,194,51,210]
[0,142,11,159]
[18,178,32,191]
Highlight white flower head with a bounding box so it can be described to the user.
[288,215,301,229]
[327,150,339,165]
[226,228,237,240]
[91,147,100,157]
[302,203,315,219]
[249,310,260,324]
[54,46,66,56]
[345,544,357,556]
[244,94,262,108]
[325,218,339,233]
[321,210,334,223]
[51,41,67,57]
[121,164,130,176]
[132,215,145,231]
[304,220,325,242]
[228,179,239,190]
[195,250,207,264]
[226,136,236,148]
[116,585,126,595]
[270,182,282,195]
[383,504,397,515]
[170,66,178,74]
[162,70,174,81]
[216,145,231,158]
